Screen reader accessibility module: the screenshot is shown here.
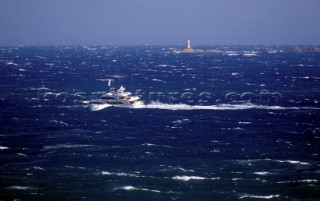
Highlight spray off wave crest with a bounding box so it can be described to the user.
[90,102,319,111]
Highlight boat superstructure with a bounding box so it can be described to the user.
[83,85,144,107]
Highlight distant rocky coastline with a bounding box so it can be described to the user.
[172,39,320,54]
[172,45,320,54]
[288,46,320,53]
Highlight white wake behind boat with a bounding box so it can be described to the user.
[83,85,144,107]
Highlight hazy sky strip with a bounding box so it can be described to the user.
[0,0,319,45]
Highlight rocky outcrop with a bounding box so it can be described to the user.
[288,46,320,52]
[172,48,222,54]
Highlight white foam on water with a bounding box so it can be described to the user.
[121,186,136,190]
[239,194,280,199]
[6,61,19,66]
[277,179,319,184]
[141,143,172,148]
[172,119,191,124]
[274,160,310,165]
[238,121,252,124]
[116,186,161,193]
[29,87,50,91]
[172,175,220,181]
[253,171,274,176]
[90,102,320,111]
[152,78,166,83]
[32,166,46,171]
[145,102,235,110]
[90,103,112,111]
[65,165,86,170]
[49,120,69,127]
[159,165,195,173]
[5,186,37,190]
[141,143,157,146]
[243,53,258,57]
[43,144,94,150]
[232,178,243,181]
[157,64,177,68]
[17,153,27,157]
[0,146,9,150]
[101,171,143,178]
[176,167,195,173]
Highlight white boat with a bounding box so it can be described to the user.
[83,85,144,107]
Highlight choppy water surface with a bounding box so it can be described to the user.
[0,46,320,200]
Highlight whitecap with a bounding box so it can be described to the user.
[238,121,252,124]
[239,194,280,199]
[65,165,86,170]
[121,186,136,190]
[176,167,195,173]
[44,144,93,150]
[6,61,19,66]
[141,143,172,148]
[277,179,318,184]
[227,53,239,56]
[29,87,50,91]
[159,165,195,173]
[101,171,112,175]
[184,88,197,91]
[243,53,258,57]
[142,143,156,146]
[152,78,166,83]
[274,160,310,165]
[0,146,9,150]
[32,166,46,171]
[5,186,37,190]
[115,186,161,193]
[110,75,124,78]
[222,127,245,131]
[17,153,27,157]
[157,64,176,68]
[49,120,69,127]
[172,119,191,124]
[253,171,274,175]
[232,178,243,181]
[101,171,142,178]
[172,175,220,181]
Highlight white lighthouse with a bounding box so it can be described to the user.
[187,38,191,49]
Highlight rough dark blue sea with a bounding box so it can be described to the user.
[0,46,320,200]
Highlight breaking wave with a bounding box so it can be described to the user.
[253,171,275,176]
[5,186,37,190]
[90,103,113,111]
[0,146,9,150]
[277,179,318,184]
[239,194,280,199]
[172,175,220,181]
[113,186,161,193]
[101,171,143,178]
